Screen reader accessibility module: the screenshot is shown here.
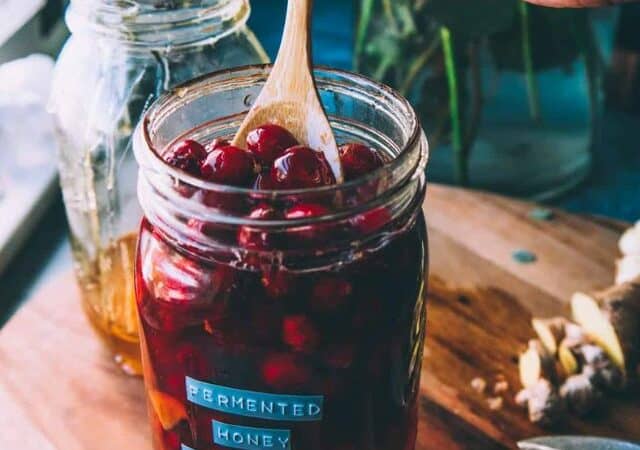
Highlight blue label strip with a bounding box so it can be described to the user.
[186,377,323,422]
[181,445,195,450]
[213,420,291,450]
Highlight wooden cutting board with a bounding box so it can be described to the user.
[1,184,638,450]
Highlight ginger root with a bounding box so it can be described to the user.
[616,255,640,285]
[516,340,566,426]
[515,226,640,426]
[559,372,603,417]
[515,378,566,427]
[619,222,640,257]
[532,317,568,356]
[572,280,640,384]
[557,340,580,378]
[519,340,558,387]
[578,344,625,392]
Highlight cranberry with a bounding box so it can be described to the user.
[271,146,336,189]
[285,203,331,243]
[200,145,257,186]
[261,353,311,390]
[163,139,207,175]
[143,240,214,306]
[285,203,329,220]
[247,124,298,166]
[338,143,384,181]
[310,277,352,312]
[282,315,320,353]
[237,205,279,251]
[205,138,230,153]
[350,207,391,235]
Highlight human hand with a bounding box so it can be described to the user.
[525,0,633,7]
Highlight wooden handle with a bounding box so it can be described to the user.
[273,0,314,80]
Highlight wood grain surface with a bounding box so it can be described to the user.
[1,184,638,450]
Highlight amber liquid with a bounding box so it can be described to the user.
[73,232,142,375]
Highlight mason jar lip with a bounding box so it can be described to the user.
[66,0,249,48]
[137,64,426,198]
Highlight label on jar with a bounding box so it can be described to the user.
[186,376,323,422]
[213,420,291,450]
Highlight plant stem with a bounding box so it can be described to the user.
[440,26,466,186]
[400,34,442,96]
[520,1,541,123]
[382,0,395,25]
[354,0,375,70]
[465,40,483,152]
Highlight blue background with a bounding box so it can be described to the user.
[249,0,640,222]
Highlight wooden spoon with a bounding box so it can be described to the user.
[231,0,344,183]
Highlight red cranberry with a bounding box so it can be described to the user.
[144,241,214,305]
[247,124,298,166]
[261,353,311,390]
[350,207,391,235]
[164,139,207,175]
[310,277,352,312]
[285,203,330,243]
[205,138,230,153]
[200,145,257,186]
[338,143,384,181]
[237,205,279,251]
[271,146,336,189]
[285,203,329,220]
[282,315,320,353]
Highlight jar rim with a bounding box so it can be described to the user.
[135,64,428,198]
[66,0,250,48]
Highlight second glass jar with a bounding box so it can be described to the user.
[133,66,429,450]
[50,0,268,374]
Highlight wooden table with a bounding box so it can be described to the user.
[1,185,638,450]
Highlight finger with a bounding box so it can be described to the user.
[525,0,632,7]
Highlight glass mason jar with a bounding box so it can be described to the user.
[355,0,613,199]
[133,66,429,450]
[50,0,268,375]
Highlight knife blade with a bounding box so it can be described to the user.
[518,436,640,450]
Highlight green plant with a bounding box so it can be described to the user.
[354,0,602,185]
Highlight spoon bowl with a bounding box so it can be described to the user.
[231,0,344,183]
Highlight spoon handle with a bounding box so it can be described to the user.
[273,0,314,80]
